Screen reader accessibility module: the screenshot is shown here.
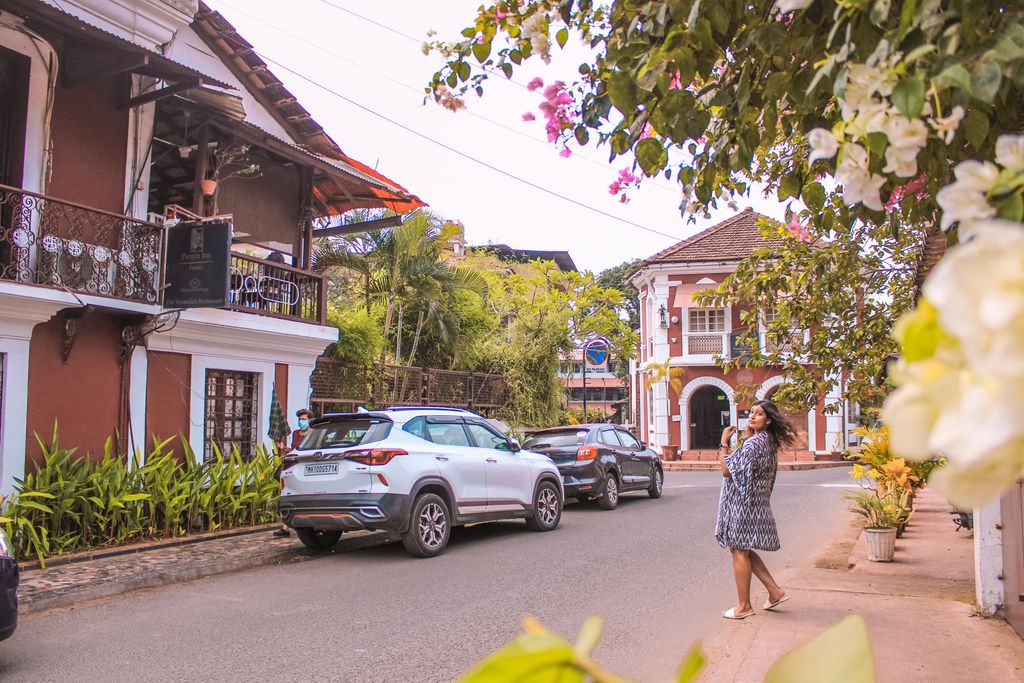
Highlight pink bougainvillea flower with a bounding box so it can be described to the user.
[522,112,536,122]
[495,7,508,19]
[785,217,812,243]
[609,181,622,194]
[669,71,683,90]
[526,77,544,92]
[559,147,572,158]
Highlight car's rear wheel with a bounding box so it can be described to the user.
[598,472,620,510]
[295,528,342,552]
[648,467,664,499]
[526,480,562,531]
[401,493,451,557]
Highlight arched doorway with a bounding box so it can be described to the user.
[764,387,808,449]
[690,386,730,449]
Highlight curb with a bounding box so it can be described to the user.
[19,523,281,571]
[19,529,384,615]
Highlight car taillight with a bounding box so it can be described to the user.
[347,448,408,466]
[576,445,598,461]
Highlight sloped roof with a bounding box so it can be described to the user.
[191,2,424,215]
[642,208,785,265]
[913,227,949,301]
[469,245,578,272]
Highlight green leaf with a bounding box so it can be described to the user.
[574,125,589,146]
[472,40,491,63]
[17,491,55,499]
[896,300,942,362]
[970,61,1002,103]
[802,182,826,210]
[766,615,875,683]
[16,500,53,514]
[658,89,698,141]
[460,632,582,683]
[995,23,1024,62]
[676,644,706,683]
[934,63,971,92]
[556,28,569,49]
[500,62,513,79]
[865,131,889,156]
[607,71,638,115]
[708,3,729,35]
[635,138,668,176]
[961,106,990,149]
[779,172,802,201]
[456,61,471,83]
[891,76,925,118]
[996,192,1024,221]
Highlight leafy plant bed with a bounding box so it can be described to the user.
[0,428,280,567]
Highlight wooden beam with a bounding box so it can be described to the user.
[193,124,210,215]
[313,215,403,237]
[125,78,200,109]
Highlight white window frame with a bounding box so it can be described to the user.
[688,308,726,334]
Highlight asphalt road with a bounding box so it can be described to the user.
[5,468,855,682]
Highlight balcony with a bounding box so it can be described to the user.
[0,185,325,324]
[226,253,325,325]
[680,332,728,364]
[0,184,164,304]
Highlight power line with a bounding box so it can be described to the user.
[247,50,681,241]
[214,0,683,197]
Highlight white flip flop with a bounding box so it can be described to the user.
[763,594,790,611]
[722,607,755,620]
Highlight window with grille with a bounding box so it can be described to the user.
[689,309,726,333]
[204,369,258,461]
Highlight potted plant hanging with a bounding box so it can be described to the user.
[846,486,903,562]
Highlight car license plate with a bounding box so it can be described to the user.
[304,462,339,476]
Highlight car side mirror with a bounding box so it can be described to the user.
[510,440,522,453]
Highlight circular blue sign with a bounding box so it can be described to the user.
[585,339,609,366]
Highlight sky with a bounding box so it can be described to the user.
[207,0,789,273]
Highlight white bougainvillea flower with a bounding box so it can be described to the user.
[929,105,965,144]
[522,12,552,64]
[775,0,813,12]
[808,127,840,162]
[837,143,886,211]
[885,222,1024,508]
[935,160,999,230]
[882,116,928,177]
[996,134,1024,174]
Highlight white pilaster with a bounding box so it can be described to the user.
[975,499,1004,615]
[127,346,148,460]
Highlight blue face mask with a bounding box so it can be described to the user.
[298,419,310,430]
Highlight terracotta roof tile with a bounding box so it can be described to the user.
[643,207,785,264]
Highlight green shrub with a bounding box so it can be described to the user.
[0,425,280,566]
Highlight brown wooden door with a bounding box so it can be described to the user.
[1001,481,1024,637]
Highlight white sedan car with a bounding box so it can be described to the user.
[279,407,563,557]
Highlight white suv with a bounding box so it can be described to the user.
[278,407,563,557]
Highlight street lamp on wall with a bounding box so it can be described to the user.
[658,304,668,327]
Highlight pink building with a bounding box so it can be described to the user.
[627,208,853,465]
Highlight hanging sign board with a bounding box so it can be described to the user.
[730,331,757,361]
[163,220,232,308]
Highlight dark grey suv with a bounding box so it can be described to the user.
[521,425,663,510]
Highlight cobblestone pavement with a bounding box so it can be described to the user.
[18,527,382,614]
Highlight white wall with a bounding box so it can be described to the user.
[975,500,1005,615]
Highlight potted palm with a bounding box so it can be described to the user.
[846,486,903,562]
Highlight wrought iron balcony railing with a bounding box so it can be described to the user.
[0,184,164,303]
[227,253,326,325]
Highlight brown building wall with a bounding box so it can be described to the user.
[217,162,301,245]
[26,310,125,466]
[145,351,192,456]
[46,69,129,214]
[275,362,289,416]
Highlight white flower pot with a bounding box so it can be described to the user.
[865,526,897,562]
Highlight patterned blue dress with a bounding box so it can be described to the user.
[715,431,780,551]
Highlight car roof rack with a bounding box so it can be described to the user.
[384,406,475,413]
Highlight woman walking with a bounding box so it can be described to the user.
[716,399,797,619]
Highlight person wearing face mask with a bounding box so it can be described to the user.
[273,408,315,538]
[291,408,313,450]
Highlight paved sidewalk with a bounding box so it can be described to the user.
[17,527,388,614]
[700,488,1024,682]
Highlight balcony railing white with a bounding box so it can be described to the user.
[681,332,728,362]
